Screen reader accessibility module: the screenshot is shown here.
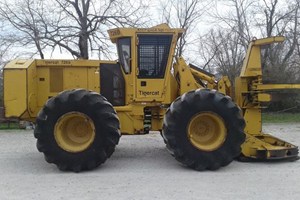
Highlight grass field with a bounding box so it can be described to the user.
[262,112,300,123]
[0,122,19,130]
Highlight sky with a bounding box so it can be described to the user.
[1,0,294,66]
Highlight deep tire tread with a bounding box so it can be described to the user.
[34,89,121,172]
[162,89,245,171]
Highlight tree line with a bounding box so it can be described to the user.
[0,0,299,111]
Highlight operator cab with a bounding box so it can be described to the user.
[108,24,184,104]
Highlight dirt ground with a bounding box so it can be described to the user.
[0,123,299,200]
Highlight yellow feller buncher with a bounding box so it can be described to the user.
[3,24,300,172]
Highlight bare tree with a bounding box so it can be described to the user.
[0,0,47,59]
[196,0,255,82]
[198,29,245,82]
[209,0,256,50]
[197,0,300,84]
[159,0,210,57]
[255,0,300,83]
[0,0,148,59]
[44,0,147,59]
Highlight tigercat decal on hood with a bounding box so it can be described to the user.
[139,90,159,96]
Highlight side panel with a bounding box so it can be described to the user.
[4,69,27,117]
[37,66,100,107]
[4,59,113,120]
[64,67,88,89]
[136,79,164,100]
[36,65,100,108]
[37,67,50,107]
[87,67,100,92]
[27,62,38,117]
[50,67,63,93]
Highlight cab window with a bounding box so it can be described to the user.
[117,38,131,74]
[137,35,172,78]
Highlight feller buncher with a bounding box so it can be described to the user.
[3,24,300,172]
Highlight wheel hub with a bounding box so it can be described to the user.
[54,112,96,153]
[187,112,227,151]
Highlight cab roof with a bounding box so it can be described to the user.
[108,24,184,43]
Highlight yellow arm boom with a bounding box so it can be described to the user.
[235,36,300,161]
[255,84,300,90]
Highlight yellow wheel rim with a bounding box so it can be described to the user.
[187,112,227,151]
[54,112,96,153]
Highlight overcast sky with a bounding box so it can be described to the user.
[2,0,293,66]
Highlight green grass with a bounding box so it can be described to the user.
[262,112,300,123]
[0,122,20,130]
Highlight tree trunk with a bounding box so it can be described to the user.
[79,32,89,59]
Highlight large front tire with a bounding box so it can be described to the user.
[162,89,245,171]
[34,89,120,172]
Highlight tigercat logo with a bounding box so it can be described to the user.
[139,90,159,96]
[44,60,71,65]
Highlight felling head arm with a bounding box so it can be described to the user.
[240,36,285,77]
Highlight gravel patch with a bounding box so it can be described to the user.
[0,123,299,200]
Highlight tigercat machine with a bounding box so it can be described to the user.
[3,24,300,172]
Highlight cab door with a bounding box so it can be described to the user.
[135,35,173,101]
[100,37,130,106]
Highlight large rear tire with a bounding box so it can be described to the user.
[34,89,120,172]
[162,89,245,170]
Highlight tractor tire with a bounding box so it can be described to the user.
[162,89,245,171]
[34,89,121,172]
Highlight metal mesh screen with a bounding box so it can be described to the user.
[138,35,172,78]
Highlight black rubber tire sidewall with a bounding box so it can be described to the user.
[163,89,245,170]
[34,89,120,172]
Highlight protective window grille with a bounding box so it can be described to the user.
[138,35,172,78]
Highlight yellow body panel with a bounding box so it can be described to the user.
[257,93,271,102]
[243,109,262,135]
[136,79,165,100]
[239,37,284,77]
[3,69,27,118]
[4,59,106,119]
[4,59,34,69]
[108,23,183,43]
[174,57,200,94]
[256,84,300,90]
[114,104,165,134]
[241,133,298,160]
